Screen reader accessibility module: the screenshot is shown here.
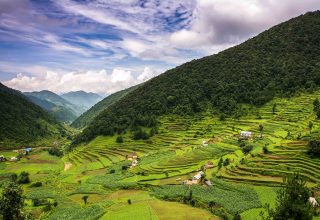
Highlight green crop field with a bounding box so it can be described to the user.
[1,91,320,219]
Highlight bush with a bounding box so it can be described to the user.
[242,145,253,155]
[30,182,42,187]
[116,136,123,143]
[48,148,63,157]
[263,146,269,154]
[17,171,30,184]
[308,140,320,157]
[133,128,149,140]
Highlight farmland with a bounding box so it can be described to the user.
[1,91,320,219]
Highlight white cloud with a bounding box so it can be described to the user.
[170,0,320,50]
[137,67,157,81]
[2,66,157,94]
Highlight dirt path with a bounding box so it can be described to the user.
[64,162,72,171]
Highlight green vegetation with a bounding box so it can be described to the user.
[71,85,139,128]
[262,173,313,220]
[0,181,30,220]
[76,11,320,144]
[25,90,81,123]
[0,83,66,148]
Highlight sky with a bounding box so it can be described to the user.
[1,0,320,95]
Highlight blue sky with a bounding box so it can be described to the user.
[1,0,320,94]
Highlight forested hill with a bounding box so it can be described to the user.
[71,85,139,129]
[0,83,65,148]
[75,11,320,144]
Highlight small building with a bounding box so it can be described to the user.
[183,171,205,185]
[127,152,138,161]
[202,140,208,147]
[25,148,32,153]
[0,155,6,162]
[205,180,213,186]
[193,171,204,182]
[240,131,253,138]
[204,161,214,170]
[10,157,18,162]
[131,159,138,168]
[309,197,318,207]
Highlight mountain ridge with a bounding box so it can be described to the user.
[74,11,320,144]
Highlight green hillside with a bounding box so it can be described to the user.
[75,11,320,144]
[0,83,66,148]
[25,94,79,123]
[25,90,80,122]
[61,91,102,112]
[71,85,139,129]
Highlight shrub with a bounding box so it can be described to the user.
[242,145,253,154]
[263,146,269,154]
[17,171,30,184]
[308,140,320,157]
[133,128,149,140]
[30,182,42,187]
[48,148,63,157]
[116,136,123,143]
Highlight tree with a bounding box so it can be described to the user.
[313,98,320,112]
[233,212,242,220]
[308,121,313,134]
[0,182,25,220]
[308,140,320,157]
[259,124,264,137]
[272,103,277,115]
[262,173,313,220]
[82,195,89,205]
[218,158,223,169]
[127,199,132,205]
[17,171,30,184]
[116,136,123,143]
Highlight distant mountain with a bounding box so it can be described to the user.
[61,91,102,112]
[24,90,81,123]
[0,83,65,148]
[71,86,139,129]
[75,11,320,144]
[25,95,78,123]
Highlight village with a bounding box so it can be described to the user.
[0,147,32,162]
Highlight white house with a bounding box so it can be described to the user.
[130,159,138,168]
[10,157,18,162]
[183,171,205,185]
[309,197,318,207]
[240,131,253,138]
[202,140,208,147]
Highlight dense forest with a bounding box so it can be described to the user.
[75,11,320,144]
[0,83,65,147]
[71,85,139,129]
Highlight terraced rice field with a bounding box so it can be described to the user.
[1,91,320,219]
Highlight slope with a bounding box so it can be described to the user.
[61,91,102,113]
[75,11,320,144]
[71,85,139,129]
[0,83,66,148]
[24,90,79,122]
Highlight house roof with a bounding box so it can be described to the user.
[206,161,213,165]
[193,171,204,180]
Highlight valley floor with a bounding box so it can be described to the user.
[1,91,320,219]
